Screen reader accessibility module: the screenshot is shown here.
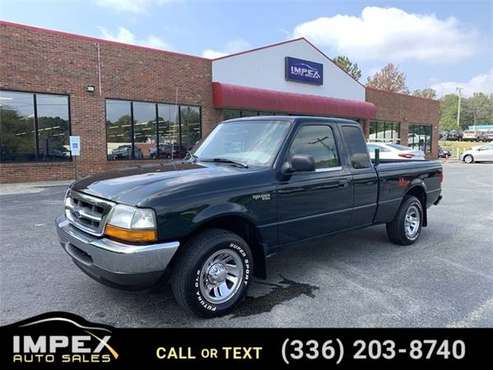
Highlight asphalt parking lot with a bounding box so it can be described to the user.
[1,162,492,328]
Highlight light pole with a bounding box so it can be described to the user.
[456,87,462,129]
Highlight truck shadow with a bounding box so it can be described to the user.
[230,276,319,318]
[104,226,397,324]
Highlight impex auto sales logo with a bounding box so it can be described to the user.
[5,312,119,365]
[285,56,324,85]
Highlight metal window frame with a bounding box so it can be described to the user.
[157,102,180,160]
[0,88,72,163]
[369,120,400,144]
[179,104,202,152]
[408,123,433,154]
[104,97,202,161]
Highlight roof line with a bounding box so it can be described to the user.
[301,38,366,88]
[213,36,366,88]
[366,86,439,102]
[211,37,306,61]
[0,20,209,61]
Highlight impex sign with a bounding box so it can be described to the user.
[285,57,323,85]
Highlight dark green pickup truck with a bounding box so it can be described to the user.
[56,116,442,317]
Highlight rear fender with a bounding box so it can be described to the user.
[405,183,427,227]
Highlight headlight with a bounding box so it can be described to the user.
[104,205,157,243]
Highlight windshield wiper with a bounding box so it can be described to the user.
[200,157,249,168]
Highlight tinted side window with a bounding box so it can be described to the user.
[289,125,339,169]
[342,125,371,169]
[1,90,71,163]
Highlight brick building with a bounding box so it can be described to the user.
[0,21,439,183]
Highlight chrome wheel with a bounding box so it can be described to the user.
[404,205,421,240]
[464,155,473,164]
[199,248,243,304]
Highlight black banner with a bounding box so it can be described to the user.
[1,312,490,369]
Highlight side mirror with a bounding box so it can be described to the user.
[351,153,371,169]
[282,154,316,173]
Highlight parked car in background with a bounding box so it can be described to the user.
[438,147,451,159]
[367,142,425,160]
[462,130,480,141]
[446,130,463,141]
[149,144,185,159]
[109,145,144,160]
[460,144,493,163]
[478,131,493,142]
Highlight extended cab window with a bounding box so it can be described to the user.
[289,125,340,169]
[341,125,371,169]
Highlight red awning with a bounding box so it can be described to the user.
[212,82,376,119]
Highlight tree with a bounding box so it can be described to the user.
[461,93,493,126]
[412,88,437,99]
[439,94,459,131]
[367,63,409,93]
[333,55,362,81]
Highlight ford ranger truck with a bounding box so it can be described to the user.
[56,116,442,317]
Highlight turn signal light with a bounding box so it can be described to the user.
[104,224,157,243]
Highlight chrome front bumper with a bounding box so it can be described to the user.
[56,216,179,289]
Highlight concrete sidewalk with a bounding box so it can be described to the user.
[0,180,72,195]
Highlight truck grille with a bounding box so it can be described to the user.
[65,190,115,236]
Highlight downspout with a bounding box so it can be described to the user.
[96,43,102,95]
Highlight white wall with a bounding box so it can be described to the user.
[212,39,365,102]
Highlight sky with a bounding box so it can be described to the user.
[1,0,492,97]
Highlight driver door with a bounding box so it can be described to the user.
[276,123,353,245]
[475,144,493,161]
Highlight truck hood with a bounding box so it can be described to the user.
[71,161,255,205]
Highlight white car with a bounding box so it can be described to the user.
[367,142,425,160]
[460,144,493,163]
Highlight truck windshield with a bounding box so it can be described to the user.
[194,120,291,167]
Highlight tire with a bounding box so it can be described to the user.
[463,154,474,164]
[171,229,253,318]
[386,195,424,246]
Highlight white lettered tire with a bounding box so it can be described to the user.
[171,229,252,318]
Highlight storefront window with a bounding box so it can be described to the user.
[106,99,201,160]
[0,90,71,162]
[223,109,241,120]
[224,109,289,119]
[106,100,132,160]
[133,102,156,160]
[180,105,201,154]
[368,121,400,143]
[157,103,179,159]
[408,124,432,154]
[36,94,70,161]
[240,110,258,117]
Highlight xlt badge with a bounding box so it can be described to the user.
[252,193,271,201]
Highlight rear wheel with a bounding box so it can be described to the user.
[463,154,474,164]
[171,229,252,318]
[386,195,423,245]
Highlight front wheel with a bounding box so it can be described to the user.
[463,154,474,164]
[171,229,253,318]
[386,195,424,245]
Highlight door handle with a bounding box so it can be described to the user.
[277,187,305,194]
[338,179,350,187]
